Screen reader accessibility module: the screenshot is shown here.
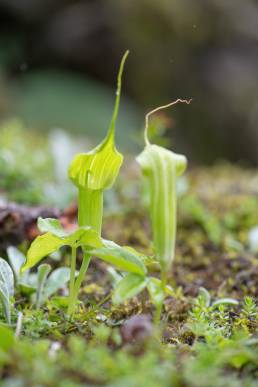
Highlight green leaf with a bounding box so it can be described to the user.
[22,226,102,272]
[0,325,14,351]
[7,246,26,282]
[38,217,67,238]
[147,277,164,307]
[43,267,71,299]
[198,287,211,307]
[147,277,174,307]
[36,264,51,307]
[0,280,11,325]
[37,218,102,247]
[67,227,102,248]
[18,283,36,296]
[0,258,14,297]
[113,273,147,304]
[68,51,129,191]
[38,264,51,286]
[90,243,146,275]
[212,298,239,308]
[22,232,65,272]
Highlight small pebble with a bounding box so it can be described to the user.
[120,314,153,343]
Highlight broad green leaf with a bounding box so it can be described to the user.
[113,273,147,304]
[38,217,67,238]
[0,258,14,296]
[67,227,102,248]
[36,264,51,307]
[0,280,11,324]
[68,51,129,191]
[38,217,102,247]
[43,267,71,299]
[137,144,187,268]
[7,246,26,281]
[90,244,146,276]
[22,226,102,272]
[22,232,65,272]
[0,325,14,351]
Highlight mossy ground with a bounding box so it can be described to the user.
[0,129,257,386]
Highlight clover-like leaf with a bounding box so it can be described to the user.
[90,243,147,276]
[113,273,147,304]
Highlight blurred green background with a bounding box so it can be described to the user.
[0,0,258,165]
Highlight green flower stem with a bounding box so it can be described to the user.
[78,187,103,233]
[68,252,91,316]
[68,246,77,315]
[67,188,103,316]
[154,269,167,325]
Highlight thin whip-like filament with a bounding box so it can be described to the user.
[144,98,192,145]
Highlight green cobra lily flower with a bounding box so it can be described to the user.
[68,50,129,233]
[137,99,191,322]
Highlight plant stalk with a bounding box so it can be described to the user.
[68,188,103,316]
[78,187,103,233]
[154,268,167,325]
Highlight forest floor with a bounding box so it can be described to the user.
[0,128,257,387]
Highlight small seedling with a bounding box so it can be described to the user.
[7,246,72,308]
[190,287,238,322]
[22,217,102,314]
[35,264,72,309]
[136,99,191,321]
[22,219,146,315]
